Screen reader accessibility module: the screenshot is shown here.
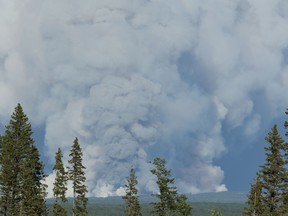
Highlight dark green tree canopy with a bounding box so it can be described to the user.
[122,166,142,216]
[259,125,286,215]
[150,157,192,216]
[53,148,68,216]
[0,103,47,215]
[68,137,88,216]
[245,125,287,215]
[243,174,264,216]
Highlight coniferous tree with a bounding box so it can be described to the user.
[150,157,177,216]
[20,145,47,215]
[243,174,264,216]
[68,137,88,216]
[53,148,68,216]
[175,194,192,216]
[284,109,288,137]
[254,125,286,215]
[283,109,288,211]
[0,103,47,215]
[150,157,192,216]
[0,130,20,215]
[122,166,142,216]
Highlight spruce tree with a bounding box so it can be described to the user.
[284,109,288,137]
[53,148,68,216]
[0,103,47,215]
[68,137,88,216]
[175,194,192,216]
[0,129,20,215]
[150,157,192,216]
[257,125,286,215]
[19,145,47,215]
[283,109,288,211]
[122,166,142,216]
[243,174,264,216]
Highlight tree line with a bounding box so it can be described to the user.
[0,104,88,215]
[122,158,192,216]
[0,104,192,216]
[0,104,227,216]
[122,156,224,216]
[244,110,288,215]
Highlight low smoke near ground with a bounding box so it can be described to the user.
[1,0,288,197]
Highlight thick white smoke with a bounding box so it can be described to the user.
[1,0,288,197]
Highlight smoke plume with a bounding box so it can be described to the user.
[1,0,288,196]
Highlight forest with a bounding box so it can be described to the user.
[0,103,287,216]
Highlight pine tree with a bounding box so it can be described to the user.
[19,145,47,215]
[53,148,68,216]
[0,103,47,215]
[175,194,192,216]
[243,174,264,216]
[284,109,288,137]
[68,137,88,216]
[150,157,192,216]
[0,130,20,215]
[257,125,286,215]
[122,166,142,216]
[283,108,288,211]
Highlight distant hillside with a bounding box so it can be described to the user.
[136,191,247,204]
[187,191,247,203]
[46,192,247,215]
[47,191,247,204]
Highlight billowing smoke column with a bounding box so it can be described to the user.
[1,0,288,197]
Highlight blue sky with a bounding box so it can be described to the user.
[1,0,288,197]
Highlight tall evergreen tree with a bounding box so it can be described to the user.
[174,194,192,216]
[53,148,68,216]
[283,108,288,211]
[122,166,142,216]
[243,174,264,216]
[0,129,20,215]
[0,103,47,215]
[284,109,288,137]
[20,145,47,215]
[68,137,88,216]
[256,125,286,215]
[150,157,192,216]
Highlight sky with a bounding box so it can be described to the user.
[1,0,288,197]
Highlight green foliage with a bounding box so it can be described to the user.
[20,145,47,215]
[150,157,192,216]
[150,157,177,216]
[245,125,288,215]
[122,166,142,216]
[210,208,223,216]
[68,137,88,216]
[243,175,264,216]
[259,125,286,215]
[0,103,47,215]
[53,148,68,216]
[283,109,288,212]
[175,194,193,216]
[53,203,67,216]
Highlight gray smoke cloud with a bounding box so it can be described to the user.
[1,0,288,197]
